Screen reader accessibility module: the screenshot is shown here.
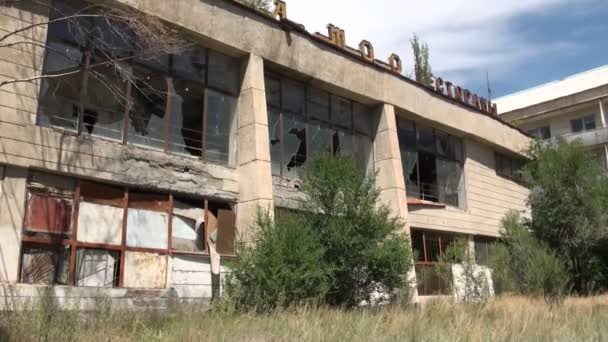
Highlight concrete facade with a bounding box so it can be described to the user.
[0,0,530,307]
[496,65,608,171]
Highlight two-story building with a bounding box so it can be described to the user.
[496,65,608,171]
[0,0,530,308]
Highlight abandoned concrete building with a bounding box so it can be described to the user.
[0,0,531,307]
[496,65,608,172]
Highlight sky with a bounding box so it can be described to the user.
[286,0,608,99]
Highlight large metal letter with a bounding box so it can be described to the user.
[327,24,345,48]
[273,0,287,20]
[359,40,375,63]
[388,53,403,74]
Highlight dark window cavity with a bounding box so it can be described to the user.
[397,117,465,208]
[265,74,374,178]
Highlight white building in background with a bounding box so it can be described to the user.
[496,65,608,170]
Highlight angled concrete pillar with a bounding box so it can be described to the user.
[373,104,409,225]
[373,103,418,300]
[235,54,274,244]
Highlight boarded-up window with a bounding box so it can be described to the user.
[172,199,205,252]
[126,192,169,249]
[122,251,167,288]
[76,248,119,287]
[126,209,168,249]
[78,182,124,245]
[216,209,236,255]
[20,245,70,285]
[78,202,123,245]
[25,193,72,235]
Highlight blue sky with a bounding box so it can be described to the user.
[288,0,608,99]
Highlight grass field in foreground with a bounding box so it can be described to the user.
[1,295,607,341]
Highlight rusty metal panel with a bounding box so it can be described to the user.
[76,249,118,287]
[123,251,167,289]
[216,209,236,255]
[77,201,123,245]
[20,245,70,285]
[25,193,72,235]
[126,208,169,249]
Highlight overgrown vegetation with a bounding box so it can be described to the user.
[489,139,608,299]
[2,294,608,341]
[489,212,568,301]
[523,140,608,294]
[433,239,491,302]
[224,153,413,311]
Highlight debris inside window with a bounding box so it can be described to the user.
[20,245,70,285]
[76,248,119,287]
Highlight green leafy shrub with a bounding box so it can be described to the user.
[489,212,568,302]
[225,153,413,311]
[224,210,332,312]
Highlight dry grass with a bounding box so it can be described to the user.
[1,295,608,341]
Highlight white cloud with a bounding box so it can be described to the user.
[285,0,588,88]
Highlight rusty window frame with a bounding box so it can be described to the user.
[39,9,240,165]
[265,72,372,178]
[19,173,235,289]
[411,228,462,295]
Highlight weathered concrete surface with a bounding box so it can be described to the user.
[0,166,27,283]
[235,54,274,242]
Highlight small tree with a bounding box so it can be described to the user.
[523,139,608,294]
[489,211,568,302]
[225,153,413,311]
[433,239,490,302]
[410,34,433,86]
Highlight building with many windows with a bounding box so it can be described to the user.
[496,65,608,171]
[0,0,530,307]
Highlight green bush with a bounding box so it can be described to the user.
[225,153,413,311]
[489,212,568,302]
[224,210,332,312]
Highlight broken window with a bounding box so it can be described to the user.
[207,50,240,94]
[265,74,375,178]
[126,192,170,250]
[127,64,169,151]
[397,117,465,208]
[20,170,233,289]
[36,1,85,131]
[20,245,70,285]
[83,58,129,140]
[170,79,204,157]
[282,113,307,178]
[76,248,119,287]
[206,90,237,164]
[37,2,240,166]
[172,197,205,252]
[411,229,461,295]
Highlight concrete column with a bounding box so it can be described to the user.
[373,104,418,300]
[599,99,607,128]
[373,104,409,225]
[235,54,274,244]
[0,166,27,283]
